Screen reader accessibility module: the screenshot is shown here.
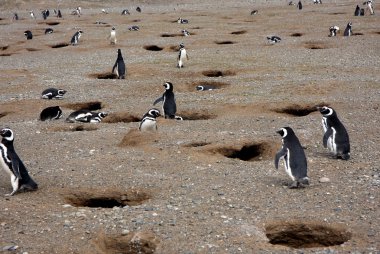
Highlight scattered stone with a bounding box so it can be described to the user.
[319,177,330,183]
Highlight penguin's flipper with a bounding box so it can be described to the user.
[153,96,164,105]
[10,159,22,179]
[323,128,332,148]
[112,62,118,74]
[274,148,287,169]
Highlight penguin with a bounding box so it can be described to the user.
[72,7,81,17]
[364,0,375,15]
[153,82,180,119]
[112,49,126,79]
[0,128,38,196]
[110,27,117,44]
[41,88,66,99]
[136,7,142,12]
[121,9,130,15]
[24,30,33,40]
[29,10,36,19]
[57,10,62,18]
[313,0,322,3]
[66,110,108,123]
[343,22,352,37]
[71,30,83,46]
[182,29,190,36]
[45,28,54,34]
[354,5,362,16]
[177,43,189,68]
[128,25,140,31]
[139,108,161,131]
[267,36,281,44]
[274,127,309,189]
[297,1,303,10]
[13,13,19,20]
[196,85,218,91]
[329,26,339,37]
[288,1,295,5]
[42,9,49,20]
[250,10,258,15]
[40,106,63,121]
[177,18,189,24]
[317,106,350,160]
[101,9,109,14]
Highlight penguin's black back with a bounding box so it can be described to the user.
[325,112,350,153]
[40,106,62,121]
[283,128,307,179]
[114,49,126,79]
[163,90,176,118]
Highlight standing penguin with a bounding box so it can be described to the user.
[112,49,126,79]
[24,30,33,40]
[177,43,189,68]
[0,128,38,196]
[364,0,375,15]
[40,106,63,121]
[317,106,350,160]
[297,0,303,10]
[343,22,352,36]
[71,30,83,45]
[354,5,362,16]
[274,127,309,188]
[110,27,117,44]
[139,108,161,131]
[29,10,36,19]
[329,26,339,37]
[153,82,181,119]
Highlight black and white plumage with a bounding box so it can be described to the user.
[364,0,375,15]
[177,43,189,68]
[136,7,142,12]
[128,25,140,31]
[153,82,181,120]
[139,108,161,131]
[72,7,81,16]
[354,5,362,16]
[121,9,130,15]
[57,10,62,18]
[71,30,83,45]
[329,26,339,37]
[251,10,258,15]
[42,9,50,20]
[101,9,109,14]
[30,11,36,19]
[41,88,66,99]
[66,110,108,123]
[0,128,38,196]
[177,18,189,24]
[317,106,350,160]
[275,127,309,188]
[297,0,303,10]
[24,30,33,40]
[196,85,218,91]
[40,106,63,121]
[45,28,54,34]
[182,29,190,36]
[343,22,352,36]
[267,36,281,44]
[112,49,126,79]
[110,27,117,44]
[313,0,322,4]
[13,13,19,20]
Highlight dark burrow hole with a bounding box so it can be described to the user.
[180,112,217,120]
[46,21,60,26]
[215,41,235,45]
[291,32,303,37]
[214,143,270,161]
[103,112,140,123]
[202,70,236,77]
[63,101,103,111]
[1,45,9,50]
[329,12,346,15]
[183,142,211,148]
[161,33,181,37]
[51,42,69,48]
[231,30,247,35]
[0,112,11,119]
[304,42,329,50]
[353,33,364,36]
[26,48,40,51]
[273,104,324,117]
[144,45,163,51]
[91,72,118,79]
[63,189,150,208]
[266,222,352,248]
[0,53,12,56]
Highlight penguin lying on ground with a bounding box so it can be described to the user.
[40,106,63,121]
[0,128,38,196]
[24,30,33,40]
[139,108,161,131]
[66,110,108,123]
[267,36,281,44]
[329,26,339,37]
[41,88,66,99]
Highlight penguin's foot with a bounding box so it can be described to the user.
[288,181,306,189]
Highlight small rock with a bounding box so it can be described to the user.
[121,229,130,235]
[319,177,330,183]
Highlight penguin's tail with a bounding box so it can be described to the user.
[22,178,38,191]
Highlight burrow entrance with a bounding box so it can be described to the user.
[95,231,159,254]
[304,41,330,50]
[209,142,275,161]
[179,111,217,121]
[51,43,69,48]
[62,101,103,111]
[48,125,98,132]
[90,72,118,79]
[183,141,211,148]
[189,81,230,91]
[0,111,11,119]
[231,30,247,35]
[291,32,303,37]
[161,33,181,37]
[102,112,140,123]
[214,41,235,45]
[202,70,236,77]
[63,188,150,208]
[46,21,60,26]
[144,45,163,51]
[266,221,352,248]
[273,104,325,117]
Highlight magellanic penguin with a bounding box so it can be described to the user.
[177,43,189,68]
[42,9,50,20]
[343,22,352,36]
[251,10,258,15]
[139,108,161,131]
[329,26,340,37]
[297,0,303,10]
[196,85,218,91]
[40,106,63,121]
[110,27,117,44]
[29,10,36,19]
[354,5,362,16]
[153,82,182,120]
[317,106,350,160]
[267,36,281,44]
[13,13,19,20]
[112,49,126,79]
[121,9,130,15]
[0,128,38,196]
[182,29,190,36]
[275,127,309,188]
[128,25,140,31]
[24,30,33,40]
[364,0,375,15]
[71,30,83,45]
[136,7,142,12]
[177,18,189,24]
[66,110,108,123]
[41,88,66,99]
[45,28,54,34]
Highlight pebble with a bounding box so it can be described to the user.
[319,177,330,183]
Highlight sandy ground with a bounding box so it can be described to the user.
[0,0,379,253]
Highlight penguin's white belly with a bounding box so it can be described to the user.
[283,149,295,181]
[110,31,116,43]
[0,144,13,177]
[140,120,157,131]
[328,127,337,155]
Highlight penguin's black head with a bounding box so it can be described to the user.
[78,30,83,34]
[112,27,115,30]
[163,82,173,91]
[276,127,294,138]
[149,108,161,118]
[179,43,185,48]
[98,112,108,118]
[58,89,67,95]
[0,128,14,141]
[196,86,204,91]
[317,106,333,116]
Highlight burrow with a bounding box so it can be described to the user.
[0,111,11,119]
[51,42,69,48]
[304,41,330,50]
[183,141,211,148]
[161,33,182,37]
[102,112,140,123]
[62,101,103,111]
[353,33,364,36]
[272,103,326,117]
[291,32,303,37]
[144,45,163,51]
[46,21,60,26]
[188,81,230,91]
[266,221,352,249]
[231,30,247,35]
[1,45,9,50]
[202,70,236,77]
[26,48,40,52]
[95,231,159,254]
[0,53,12,56]
[89,72,118,79]
[48,125,98,132]
[208,142,276,161]
[179,111,217,121]
[62,188,150,208]
[214,41,235,45]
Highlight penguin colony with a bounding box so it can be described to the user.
[0,3,370,195]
